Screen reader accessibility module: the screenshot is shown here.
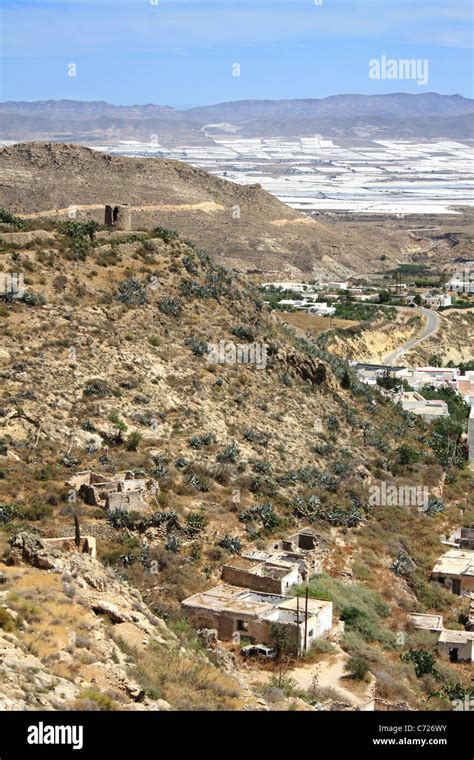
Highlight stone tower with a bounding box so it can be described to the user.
[105,204,132,231]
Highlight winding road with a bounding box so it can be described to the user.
[382,307,440,365]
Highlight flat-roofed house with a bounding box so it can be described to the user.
[409,613,443,632]
[437,630,474,663]
[399,391,449,421]
[430,549,474,596]
[182,584,332,654]
[221,554,301,595]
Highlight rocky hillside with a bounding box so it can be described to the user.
[0,219,472,711]
[0,142,421,277]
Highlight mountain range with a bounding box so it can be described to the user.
[0,93,472,143]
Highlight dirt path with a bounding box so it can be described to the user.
[19,201,225,219]
[289,650,370,707]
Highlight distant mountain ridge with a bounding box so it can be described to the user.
[1,93,472,120]
[0,93,472,142]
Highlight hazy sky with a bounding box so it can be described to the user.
[1,0,472,107]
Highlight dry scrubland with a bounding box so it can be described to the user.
[0,141,449,278]
[0,220,472,711]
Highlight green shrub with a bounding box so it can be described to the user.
[0,504,16,524]
[0,207,25,229]
[126,431,142,451]
[79,688,118,711]
[345,656,370,680]
[152,226,179,244]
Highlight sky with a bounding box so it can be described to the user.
[0,0,472,108]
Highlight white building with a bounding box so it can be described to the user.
[437,630,474,663]
[325,281,349,291]
[308,303,336,316]
[262,282,314,293]
[399,391,449,421]
[424,294,452,309]
[456,372,474,407]
[446,275,474,295]
[394,366,459,391]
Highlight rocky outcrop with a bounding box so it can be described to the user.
[0,532,176,711]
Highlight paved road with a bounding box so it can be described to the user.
[382,307,440,365]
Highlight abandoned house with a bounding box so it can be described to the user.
[182,584,333,654]
[456,527,474,551]
[269,528,327,580]
[437,630,474,663]
[67,470,157,515]
[221,553,301,595]
[43,536,97,559]
[408,613,444,633]
[430,549,474,596]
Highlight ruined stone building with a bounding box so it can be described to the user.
[182,584,333,655]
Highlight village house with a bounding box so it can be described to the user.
[308,303,336,316]
[261,282,313,293]
[430,549,474,596]
[456,372,474,407]
[181,584,333,655]
[424,293,452,309]
[399,391,449,421]
[221,554,301,595]
[393,366,459,391]
[437,630,474,664]
[325,280,349,290]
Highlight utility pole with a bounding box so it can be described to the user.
[304,586,309,654]
[296,594,300,659]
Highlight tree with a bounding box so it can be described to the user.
[269,622,298,660]
[397,444,420,466]
[126,430,142,452]
[108,411,127,444]
[345,656,369,681]
[402,649,438,678]
[378,290,391,304]
[58,220,99,259]
[341,369,351,390]
[428,354,443,368]
[413,294,422,306]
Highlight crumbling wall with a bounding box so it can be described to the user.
[105,204,132,231]
[221,566,284,595]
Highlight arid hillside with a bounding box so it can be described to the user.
[0,219,472,711]
[0,141,425,277]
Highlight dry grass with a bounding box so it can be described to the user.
[278,312,357,335]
